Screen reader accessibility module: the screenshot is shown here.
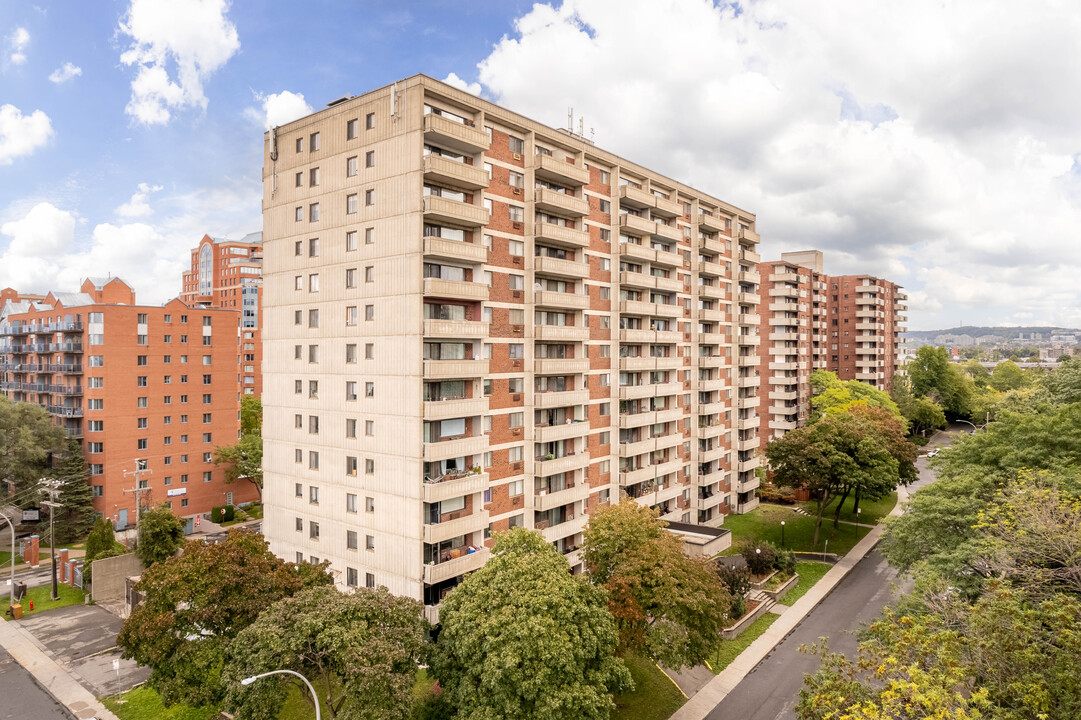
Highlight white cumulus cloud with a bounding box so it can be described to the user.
[442,73,481,96]
[0,104,53,165]
[7,27,29,65]
[245,90,313,130]
[48,61,82,83]
[117,0,240,125]
[116,182,163,218]
[460,0,1081,329]
[0,202,77,290]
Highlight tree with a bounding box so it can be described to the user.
[907,346,974,419]
[134,504,185,566]
[224,585,427,720]
[581,499,732,668]
[118,531,332,707]
[52,438,96,543]
[892,376,947,437]
[431,528,631,720]
[1040,358,1081,405]
[83,515,126,583]
[988,359,1028,391]
[0,394,67,502]
[808,370,902,422]
[214,396,263,497]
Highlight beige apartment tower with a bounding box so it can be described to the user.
[261,75,762,619]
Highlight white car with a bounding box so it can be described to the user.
[926,449,940,458]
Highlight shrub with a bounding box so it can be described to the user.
[211,505,235,523]
[739,541,776,576]
[716,564,750,620]
[773,546,797,576]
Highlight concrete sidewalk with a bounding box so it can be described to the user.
[670,487,911,720]
[0,617,121,720]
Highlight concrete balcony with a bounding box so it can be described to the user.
[535,222,590,248]
[422,509,490,544]
[535,154,590,186]
[422,195,490,227]
[619,356,657,372]
[699,236,726,255]
[422,470,490,504]
[768,375,799,386]
[653,195,682,218]
[423,236,489,264]
[619,184,655,209]
[423,277,490,302]
[424,604,441,625]
[619,241,656,264]
[697,377,727,392]
[697,212,725,233]
[534,388,589,409]
[855,322,879,331]
[699,260,725,277]
[856,371,881,381]
[739,270,761,285]
[737,375,760,389]
[740,396,762,409]
[535,290,590,310]
[423,547,490,585]
[737,334,761,346]
[769,331,799,342]
[738,292,760,305]
[423,154,489,190]
[619,329,681,344]
[854,345,879,355]
[535,324,589,342]
[697,423,726,441]
[738,436,761,451]
[736,416,758,431]
[737,474,761,492]
[539,513,588,543]
[618,406,683,429]
[698,283,725,300]
[650,223,682,243]
[423,319,489,339]
[423,396,488,421]
[422,434,489,462]
[769,389,798,401]
[653,246,682,267]
[535,358,588,375]
[857,283,882,293]
[535,421,590,443]
[423,113,490,153]
[535,188,589,217]
[698,355,728,369]
[769,419,799,432]
[741,249,761,264]
[699,332,726,345]
[423,358,488,380]
[698,400,728,415]
[698,308,726,323]
[534,452,589,477]
[535,482,590,512]
[769,361,797,371]
[618,381,683,400]
[618,213,655,237]
[738,227,761,244]
[535,255,590,279]
[619,300,682,318]
[654,355,684,371]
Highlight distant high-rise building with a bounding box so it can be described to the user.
[0,277,257,528]
[181,233,263,396]
[259,75,763,616]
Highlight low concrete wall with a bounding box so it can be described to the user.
[722,598,773,640]
[765,573,799,601]
[91,553,144,609]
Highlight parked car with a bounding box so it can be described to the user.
[926,449,940,458]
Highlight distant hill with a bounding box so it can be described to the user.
[905,326,1080,343]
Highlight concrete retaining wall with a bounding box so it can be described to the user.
[90,553,144,608]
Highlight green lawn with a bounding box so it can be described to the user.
[780,562,832,605]
[801,491,897,526]
[103,687,218,720]
[0,550,25,567]
[1,583,85,619]
[719,505,863,556]
[611,654,686,720]
[707,613,779,674]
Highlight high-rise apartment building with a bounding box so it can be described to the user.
[181,233,264,396]
[0,277,258,528]
[261,75,762,619]
[757,251,907,442]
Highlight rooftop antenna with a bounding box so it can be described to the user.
[390,81,399,119]
[578,116,584,136]
[568,107,574,132]
[590,127,595,143]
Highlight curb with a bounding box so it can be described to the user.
[669,492,909,720]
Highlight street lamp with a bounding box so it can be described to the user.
[855,508,862,541]
[780,520,785,548]
[241,670,321,720]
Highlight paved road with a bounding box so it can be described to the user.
[704,428,960,720]
[0,646,73,720]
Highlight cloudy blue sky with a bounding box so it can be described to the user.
[2,0,1080,331]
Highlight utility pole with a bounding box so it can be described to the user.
[1,506,15,607]
[122,461,153,527]
[39,478,62,602]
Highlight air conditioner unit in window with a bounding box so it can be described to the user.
[512,290,522,298]
[513,152,522,161]
[511,393,522,402]
[512,187,522,196]
[512,256,522,264]
[512,461,523,470]
[512,221,523,230]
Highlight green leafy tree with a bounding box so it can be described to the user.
[214,396,263,497]
[808,370,902,422]
[118,531,332,707]
[0,394,67,502]
[581,498,732,668]
[907,346,974,419]
[988,359,1028,391]
[83,515,126,583]
[1040,357,1081,405]
[224,585,427,720]
[431,528,631,720]
[52,438,96,543]
[134,504,185,566]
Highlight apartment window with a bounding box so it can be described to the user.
[346,418,357,438]
[365,496,375,513]
[346,306,358,326]
[309,344,319,363]
[347,118,358,139]
[137,438,148,450]
[202,393,212,404]
[365,189,374,206]
[295,240,302,255]
[509,274,524,290]
[365,150,375,168]
[508,479,524,497]
[346,344,357,363]
[365,535,375,551]
[509,240,524,256]
[345,268,357,288]
[137,397,148,408]
[309,273,320,292]
[309,416,320,434]
[347,568,358,587]
[365,382,374,398]
[346,381,357,401]
[309,132,320,151]
[483,198,493,213]
[347,194,358,214]
[309,167,320,186]
[346,230,358,251]
[347,531,358,550]
[509,135,524,154]
[509,205,524,223]
[365,266,374,283]
[346,493,358,513]
[89,355,104,367]
[365,458,375,475]
[599,199,611,213]
[600,402,611,416]
[310,486,320,504]
[296,448,303,462]
[365,573,375,588]
[295,206,303,222]
[202,355,212,366]
[90,466,103,477]
[365,343,374,359]
[309,380,319,398]
[365,420,374,436]
[202,432,212,443]
[365,227,374,244]
[309,203,320,222]
[509,412,524,428]
[203,471,212,483]
[509,343,524,359]
[309,450,319,469]
[366,112,375,129]
[295,483,303,498]
[296,137,303,153]
[309,522,320,540]
[137,376,148,387]
[365,305,374,321]
[202,451,212,462]
[508,445,523,463]
[137,417,148,429]
[309,309,319,328]
[509,171,524,188]
[309,237,320,257]
[137,355,148,366]
[88,421,103,432]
